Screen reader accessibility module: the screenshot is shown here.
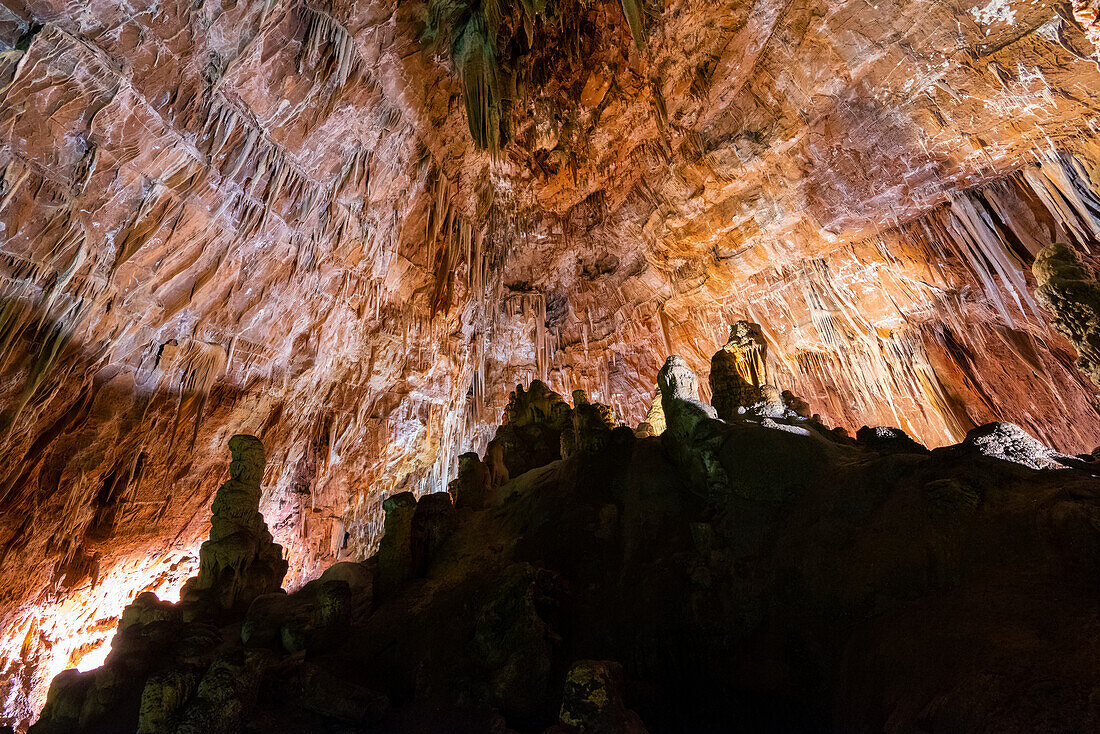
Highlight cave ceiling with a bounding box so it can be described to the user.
[3,0,1100,723]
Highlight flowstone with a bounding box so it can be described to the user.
[634,389,665,437]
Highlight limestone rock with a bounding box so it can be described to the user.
[280,662,388,724]
[30,670,91,734]
[179,435,287,621]
[657,356,727,498]
[781,390,813,419]
[487,381,574,478]
[172,656,259,734]
[11,0,1100,721]
[710,322,769,421]
[562,390,616,458]
[657,356,714,416]
[137,668,198,734]
[856,425,930,454]
[487,442,512,489]
[449,451,492,509]
[27,404,1100,732]
[316,561,372,592]
[119,592,181,632]
[954,422,1072,471]
[240,593,307,649]
[411,491,455,577]
[375,491,418,598]
[1034,242,1100,390]
[1074,0,1100,54]
[473,564,563,719]
[557,660,649,734]
[635,389,665,437]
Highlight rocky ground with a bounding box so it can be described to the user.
[27,348,1100,733]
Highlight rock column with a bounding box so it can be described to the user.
[180,435,288,621]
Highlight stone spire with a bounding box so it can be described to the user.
[709,321,769,420]
[180,435,288,620]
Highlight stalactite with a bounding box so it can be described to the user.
[620,0,647,48]
[1022,151,1100,252]
[298,6,359,88]
[158,340,229,454]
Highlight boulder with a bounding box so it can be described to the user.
[956,422,1071,471]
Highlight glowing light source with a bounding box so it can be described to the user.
[0,547,199,729]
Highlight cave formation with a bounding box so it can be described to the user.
[4,0,1100,731]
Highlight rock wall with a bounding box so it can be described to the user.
[3,0,1100,726]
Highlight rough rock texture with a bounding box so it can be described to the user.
[709,321,768,419]
[553,661,649,734]
[6,0,1100,724]
[855,425,930,455]
[26,380,1100,733]
[1034,242,1100,389]
[943,420,1078,471]
[1075,0,1100,52]
[178,435,288,621]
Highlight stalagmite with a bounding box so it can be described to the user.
[179,436,288,621]
[709,321,769,420]
[374,491,417,598]
[656,355,727,497]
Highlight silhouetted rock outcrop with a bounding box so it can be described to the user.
[374,490,418,599]
[179,435,287,622]
[562,390,616,458]
[856,425,930,454]
[30,373,1100,734]
[487,381,573,478]
[449,451,492,509]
